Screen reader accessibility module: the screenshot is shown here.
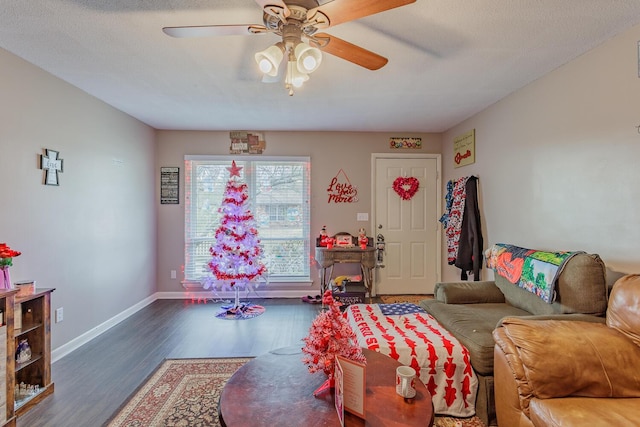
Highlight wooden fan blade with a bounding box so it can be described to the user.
[163,25,267,38]
[312,33,388,70]
[307,0,416,28]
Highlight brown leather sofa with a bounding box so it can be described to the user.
[420,250,608,426]
[492,274,640,427]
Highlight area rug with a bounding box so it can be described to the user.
[104,358,251,427]
[105,358,484,427]
[379,294,433,304]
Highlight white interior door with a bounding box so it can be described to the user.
[373,155,441,295]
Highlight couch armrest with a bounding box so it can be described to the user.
[497,313,606,328]
[434,281,505,304]
[493,328,535,427]
[497,318,640,399]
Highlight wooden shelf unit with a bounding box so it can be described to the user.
[13,289,54,417]
[0,289,17,427]
[0,288,55,425]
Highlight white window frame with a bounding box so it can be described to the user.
[184,155,311,286]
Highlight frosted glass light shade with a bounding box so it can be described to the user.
[285,61,309,88]
[255,44,284,77]
[295,43,322,74]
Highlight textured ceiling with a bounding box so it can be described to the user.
[1,0,640,132]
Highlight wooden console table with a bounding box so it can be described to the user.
[315,247,376,300]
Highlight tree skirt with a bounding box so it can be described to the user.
[106,358,485,427]
[215,302,265,320]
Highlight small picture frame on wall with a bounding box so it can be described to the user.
[160,167,179,204]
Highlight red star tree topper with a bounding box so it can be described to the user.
[203,161,267,295]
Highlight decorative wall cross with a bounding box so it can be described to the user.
[40,149,64,186]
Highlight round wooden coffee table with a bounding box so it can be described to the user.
[219,347,434,427]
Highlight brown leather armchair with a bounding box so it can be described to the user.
[492,274,640,427]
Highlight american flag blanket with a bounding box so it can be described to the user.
[346,303,478,417]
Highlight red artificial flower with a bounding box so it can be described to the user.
[0,243,21,268]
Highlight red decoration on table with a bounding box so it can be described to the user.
[319,225,335,248]
[358,228,368,249]
[392,176,420,200]
[302,290,366,396]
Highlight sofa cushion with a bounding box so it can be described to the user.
[420,300,529,375]
[501,318,640,399]
[434,281,505,304]
[530,397,640,427]
[494,253,607,316]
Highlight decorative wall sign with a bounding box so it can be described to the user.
[160,167,179,204]
[453,129,475,168]
[389,137,422,149]
[39,149,64,186]
[393,176,420,200]
[327,169,358,203]
[229,131,266,154]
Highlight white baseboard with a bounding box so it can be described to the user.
[51,294,157,363]
[52,290,313,363]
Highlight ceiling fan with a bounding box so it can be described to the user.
[163,0,416,95]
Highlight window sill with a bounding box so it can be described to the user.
[181,280,313,290]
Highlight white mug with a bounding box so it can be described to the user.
[395,365,417,398]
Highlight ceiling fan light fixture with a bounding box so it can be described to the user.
[255,43,285,76]
[294,42,322,74]
[285,60,309,92]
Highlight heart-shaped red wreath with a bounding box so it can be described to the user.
[393,177,420,200]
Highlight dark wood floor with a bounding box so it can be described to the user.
[17,298,322,427]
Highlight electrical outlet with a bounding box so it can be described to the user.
[171,270,177,279]
[357,212,368,221]
[55,307,64,323]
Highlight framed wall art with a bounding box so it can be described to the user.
[160,167,179,204]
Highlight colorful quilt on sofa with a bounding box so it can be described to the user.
[485,243,581,303]
[346,303,478,417]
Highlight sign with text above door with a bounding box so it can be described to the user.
[453,129,475,168]
[327,169,358,203]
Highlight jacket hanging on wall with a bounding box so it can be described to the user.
[442,176,469,265]
[441,176,483,281]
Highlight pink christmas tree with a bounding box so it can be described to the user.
[302,290,366,394]
[203,161,267,309]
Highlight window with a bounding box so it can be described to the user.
[184,156,311,284]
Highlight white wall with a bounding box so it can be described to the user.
[441,23,640,285]
[0,48,157,349]
[155,131,442,294]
